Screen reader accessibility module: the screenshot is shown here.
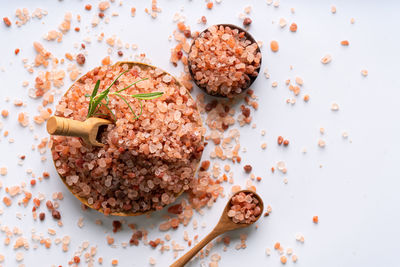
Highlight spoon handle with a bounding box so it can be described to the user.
[47,116,89,139]
[170,228,222,267]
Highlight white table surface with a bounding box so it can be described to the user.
[1,0,400,266]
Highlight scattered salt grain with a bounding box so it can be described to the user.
[361,69,368,77]
[149,257,156,265]
[321,54,332,64]
[279,18,287,28]
[0,167,7,176]
[318,139,326,148]
[295,77,303,86]
[261,143,267,149]
[291,254,298,262]
[276,161,287,173]
[16,252,24,262]
[331,103,339,111]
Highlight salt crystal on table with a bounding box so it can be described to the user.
[0,167,7,176]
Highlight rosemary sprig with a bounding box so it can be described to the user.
[85,70,164,120]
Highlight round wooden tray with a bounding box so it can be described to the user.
[51,61,204,216]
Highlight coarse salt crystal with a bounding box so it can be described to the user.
[295,233,305,243]
[361,69,368,77]
[331,103,339,111]
[295,77,303,85]
[0,167,7,176]
[321,54,332,64]
[16,252,24,262]
[279,18,287,28]
[276,161,286,173]
[261,143,267,149]
[318,139,326,147]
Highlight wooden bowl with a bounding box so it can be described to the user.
[188,24,262,98]
[51,61,204,216]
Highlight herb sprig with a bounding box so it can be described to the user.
[86,70,164,120]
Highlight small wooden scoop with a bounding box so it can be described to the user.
[170,189,264,267]
[46,116,112,147]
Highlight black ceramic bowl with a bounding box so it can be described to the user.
[188,24,262,98]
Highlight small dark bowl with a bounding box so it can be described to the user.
[188,24,262,98]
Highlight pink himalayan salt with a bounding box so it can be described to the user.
[157,172,223,231]
[99,1,110,11]
[228,192,261,224]
[58,13,72,33]
[18,112,29,127]
[51,63,205,214]
[188,25,261,97]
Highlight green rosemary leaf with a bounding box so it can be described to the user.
[115,78,149,93]
[92,80,100,98]
[90,93,108,117]
[106,70,129,92]
[86,70,162,121]
[138,99,143,118]
[131,92,164,100]
[114,93,139,120]
[100,102,116,121]
[87,80,101,118]
[90,70,128,113]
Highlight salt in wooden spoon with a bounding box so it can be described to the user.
[46,116,112,147]
[170,189,264,267]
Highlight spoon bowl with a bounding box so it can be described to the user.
[188,24,262,98]
[214,189,264,232]
[170,189,264,267]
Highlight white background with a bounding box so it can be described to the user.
[1,0,400,266]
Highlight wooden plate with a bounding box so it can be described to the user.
[51,61,204,216]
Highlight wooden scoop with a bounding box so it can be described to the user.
[170,190,264,267]
[46,116,112,147]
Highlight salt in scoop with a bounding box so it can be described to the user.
[47,116,112,147]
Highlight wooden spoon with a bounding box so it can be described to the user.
[170,189,264,267]
[47,116,112,147]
